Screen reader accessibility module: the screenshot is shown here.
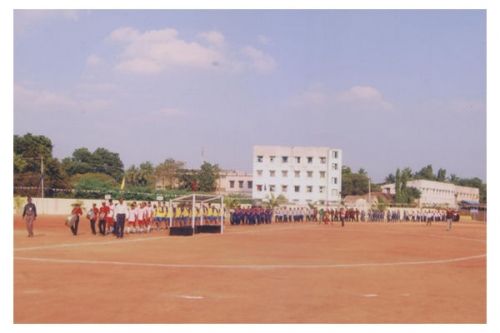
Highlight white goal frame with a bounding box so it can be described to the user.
[168,193,225,234]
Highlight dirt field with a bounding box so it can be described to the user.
[13,215,486,323]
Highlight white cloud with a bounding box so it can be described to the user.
[86,54,103,67]
[241,46,276,73]
[198,31,225,48]
[335,85,393,111]
[289,84,393,112]
[15,84,112,113]
[110,27,225,74]
[109,26,141,42]
[155,107,185,117]
[77,82,117,93]
[15,84,76,111]
[106,26,276,75]
[289,85,330,109]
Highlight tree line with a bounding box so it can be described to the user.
[341,164,486,204]
[14,133,486,203]
[14,133,220,200]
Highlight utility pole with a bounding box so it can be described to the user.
[40,155,44,199]
[368,177,371,209]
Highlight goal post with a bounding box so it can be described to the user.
[168,193,225,236]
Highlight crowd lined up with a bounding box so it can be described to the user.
[21,195,459,239]
[229,207,457,225]
[68,199,223,237]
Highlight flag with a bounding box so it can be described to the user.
[120,177,125,190]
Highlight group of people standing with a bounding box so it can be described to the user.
[21,196,460,238]
[230,207,273,225]
[71,199,222,238]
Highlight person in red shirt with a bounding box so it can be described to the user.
[70,203,83,236]
[98,201,109,236]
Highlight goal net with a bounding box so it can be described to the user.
[168,194,225,236]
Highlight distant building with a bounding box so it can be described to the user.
[343,192,392,210]
[217,170,253,196]
[381,179,480,208]
[252,145,342,205]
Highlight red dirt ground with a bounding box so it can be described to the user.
[13,215,486,323]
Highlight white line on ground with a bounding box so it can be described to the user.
[14,253,485,270]
[13,225,316,252]
[14,223,485,253]
[14,235,171,252]
[178,295,204,300]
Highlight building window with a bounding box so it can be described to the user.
[282,170,288,177]
[306,186,313,193]
[229,180,235,188]
[257,170,263,176]
[257,184,263,192]
[282,185,288,192]
[294,185,300,193]
[307,156,313,163]
[319,186,325,193]
[320,157,326,164]
[248,181,253,189]
[269,185,275,192]
[282,156,288,163]
[333,177,338,185]
[270,170,276,177]
[294,170,300,178]
[333,163,338,170]
[295,156,301,163]
[257,155,263,162]
[333,151,338,158]
[307,171,313,178]
[319,171,326,178]
[238,180,244,189]
[270,155,275,162]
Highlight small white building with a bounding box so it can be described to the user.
[381,179,480,208]
[217,170,253,196]
[252,145,342,205]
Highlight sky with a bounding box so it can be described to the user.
[13,9,486,183]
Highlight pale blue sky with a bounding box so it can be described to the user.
[13,10,486,182]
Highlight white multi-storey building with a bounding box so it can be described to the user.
[252,145,342,205]
[381,179,480,208]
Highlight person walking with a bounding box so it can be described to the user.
[98,201,108,235]
[22,196,37,237]
[87,203,99,235]
[70,203,83,236]
[114,198,129,239]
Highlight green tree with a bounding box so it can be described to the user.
[14,154,28,173]
[137,162,155,187]
[385,173,396,183]
[395,168,401,202]
[71,173,118,199]
[177,169,199,191]
[437,168,447,182]
[63,147,124,181]
[415,164,435,180]
[265,193,288,209]
[197,162,220,192]
[341,166,370,196]
[14,133,69,195]
[154,158,185,189]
